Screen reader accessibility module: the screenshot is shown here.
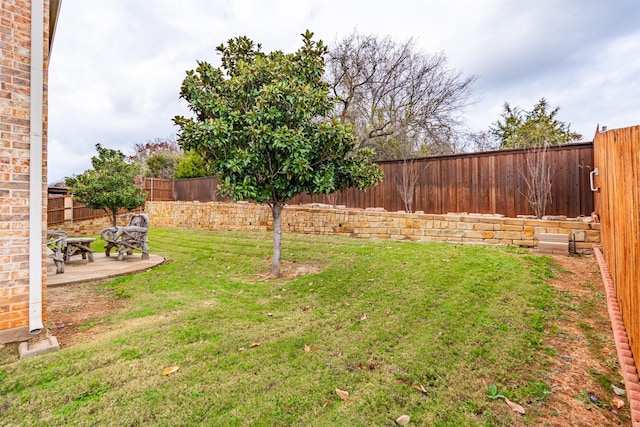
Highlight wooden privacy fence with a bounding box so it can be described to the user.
[142,178,174,201]
[47,178,171,226]
[294,143,594,217]
[593,125,640,369]
[167,143,594,217]
[174,176,231,203]
[50,143,594,225]
[47,195,112,226]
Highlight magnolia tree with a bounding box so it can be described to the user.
[65,144,147,226]
[174,31,383,277]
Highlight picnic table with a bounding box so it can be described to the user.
[46,231,96,274]
[64,237,96,263]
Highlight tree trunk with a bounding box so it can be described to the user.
[269,201,284,278]
[110,209,117,227]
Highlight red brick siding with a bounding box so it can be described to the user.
[0,0,49,339]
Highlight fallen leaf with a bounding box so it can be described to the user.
[411,383,427,393]
[250,342,261,348]
[233,290,243,297]
[395,379,405,384]
[309,288,314,292]
[274,295,283,299]
[504,398,525,415]
[369,363,376,370]
[612,397,625,409]
[396,414,411,425]
[385,309,392,316]
[162,366,179,376]
[267,312,273,317]
[342,301,350,306]
[360,313,367,321]
[311,346,319,351]
[322,400,329,408]
[612,384,626,396]
[302,305,311,311]
[335,388,349,400]
[239,347,245,352]
[304,344,311,352]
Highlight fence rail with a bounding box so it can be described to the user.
[594,125,640,369]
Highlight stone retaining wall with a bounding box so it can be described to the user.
[140,201,599,253]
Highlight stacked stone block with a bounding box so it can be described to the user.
[143,202,599,253]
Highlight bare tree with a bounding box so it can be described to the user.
[326,32,477,160]
[394,158,422,213]
[325,192,339,207]
[128,136,181,164]
[521,144,553,218]
[461,130,501,153]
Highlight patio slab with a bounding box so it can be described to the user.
[46,252,165,287]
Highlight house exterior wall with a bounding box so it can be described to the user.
[0,0,50,344]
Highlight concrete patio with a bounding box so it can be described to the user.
[46,252,165,286]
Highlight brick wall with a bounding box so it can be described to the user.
[141,202,600,253]
[0,0,50,343]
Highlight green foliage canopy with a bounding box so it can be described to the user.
[490,98,582,149]
[173,30,383,207]
[173,30,383,277]
[173,150,211,179]
[65,144,147,226]
[145,151,179,179]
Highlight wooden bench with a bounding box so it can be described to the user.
[64,237,96,263]
[47,230,67,274]
[101,214,150,261]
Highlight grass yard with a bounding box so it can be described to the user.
[0,228,622,426]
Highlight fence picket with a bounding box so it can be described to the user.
[594,125,640,371]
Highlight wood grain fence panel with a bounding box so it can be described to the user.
[47,195,65,225]
[174,143,594,217]
[594,125,640,368]
[174,177,218,202]
[143,178,174,201]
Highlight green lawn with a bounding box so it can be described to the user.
[1,228,562,426]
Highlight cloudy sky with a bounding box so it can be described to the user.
[47,0,639,183]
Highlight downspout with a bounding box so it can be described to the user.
[29,0,45,335]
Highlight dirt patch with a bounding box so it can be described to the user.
[45,281,124,348]
[40,254,630,425]
[250,260,324,281]
[538,254,630,426]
